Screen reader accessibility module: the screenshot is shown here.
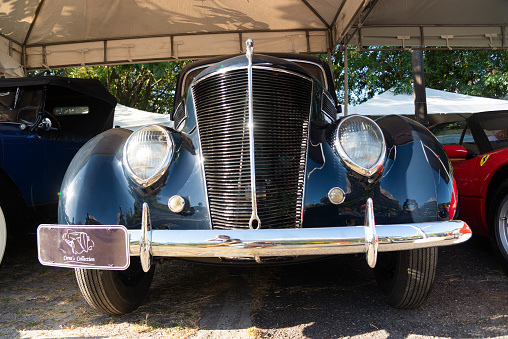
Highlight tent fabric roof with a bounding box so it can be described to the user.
[0,0,506,75]
[346,0,508,50]
[351,88,508,117]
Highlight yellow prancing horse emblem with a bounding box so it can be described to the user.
[480,154,490,166]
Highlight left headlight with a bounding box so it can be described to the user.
[123,125,174,186]
[333,115,386,177]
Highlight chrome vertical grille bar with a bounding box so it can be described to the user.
[246,40,261,230]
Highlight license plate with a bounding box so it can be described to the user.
[37,225,130,270]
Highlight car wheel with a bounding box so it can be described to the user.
[75,258,155,315]
[491,182,508,272]
[0,205,6,266]
[374,248,438,309]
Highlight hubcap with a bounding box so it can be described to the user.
[496,197,508,258]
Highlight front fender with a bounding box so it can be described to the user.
[58,128,134,226]
[59,126,211,230]
[376,115,454,223]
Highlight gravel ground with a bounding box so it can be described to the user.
[0,233,506,338]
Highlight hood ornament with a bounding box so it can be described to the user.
[246,39,254,60]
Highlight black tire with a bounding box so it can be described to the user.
[374,248,438,309]
[75,258,155,315]
[490,180,508,272]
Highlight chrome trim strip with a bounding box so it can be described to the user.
[246,39,261,230]
[192,65,248,85]
[364,198,378,268]
[127,220,471,259]
[186,58,322,93]
[192,65,313,88]
[285,58,330,91]
[252,65,313,82]
[180,64,211,97]
[140,202,153,272]
[300,80,314,227]
[422,142,454,184]
[190,86,213,230]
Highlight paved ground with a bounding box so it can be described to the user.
[0,233,507,338]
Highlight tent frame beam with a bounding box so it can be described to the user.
[300,0,330,28]
[23,0,46,46]
[342,24,507,50]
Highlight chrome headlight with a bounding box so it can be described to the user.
[123,125,174,186]
[333,115,386,176]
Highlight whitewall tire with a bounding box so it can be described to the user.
[0,205,6,265]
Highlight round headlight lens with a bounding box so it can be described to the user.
[334,115,385,176]
[124,125,173,186]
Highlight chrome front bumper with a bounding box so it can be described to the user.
[37,199,471,271]
[133,199,472,272]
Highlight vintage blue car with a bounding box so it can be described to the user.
[0,77,116,264]
[37,41,471,315]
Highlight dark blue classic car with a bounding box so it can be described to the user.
[37,41,471,315]
[0,77,116,264]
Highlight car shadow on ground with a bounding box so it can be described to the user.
[0,234,506,338]
[250,237,507,338]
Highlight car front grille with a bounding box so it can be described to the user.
[192,67,312,229]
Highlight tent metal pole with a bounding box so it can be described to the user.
[412,47,428,125]
[344,46,349,116]
[328,50,333,80]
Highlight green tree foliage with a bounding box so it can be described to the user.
[30,49,507,111]
[330,49,413,105]
[332,48,508,105]
[30,61,187,113]
[424,50,508,99]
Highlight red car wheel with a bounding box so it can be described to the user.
[491,179,508,272]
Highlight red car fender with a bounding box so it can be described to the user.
[471,148,508,234]
[444,146,508,237]
[449,157,478,197]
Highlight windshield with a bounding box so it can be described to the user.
[0,88,42,123]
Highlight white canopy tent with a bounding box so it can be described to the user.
[113,104,172,131]
[351,88,508,123]
[0,0,506,75]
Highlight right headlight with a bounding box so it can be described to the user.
[333,115,386,177]
[123,125,174,187]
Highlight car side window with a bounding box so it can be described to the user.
[431,120,480,154]
[0,91,16,122]
[487,129,508,151]
[478,115,508,151]
[431,121,466,145]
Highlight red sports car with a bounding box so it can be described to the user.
[431,110,508,271]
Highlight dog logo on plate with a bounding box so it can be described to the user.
[62,229,95,255]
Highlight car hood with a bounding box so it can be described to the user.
[193,54,313,85]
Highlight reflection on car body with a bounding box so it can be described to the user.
[37,41,470,315]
